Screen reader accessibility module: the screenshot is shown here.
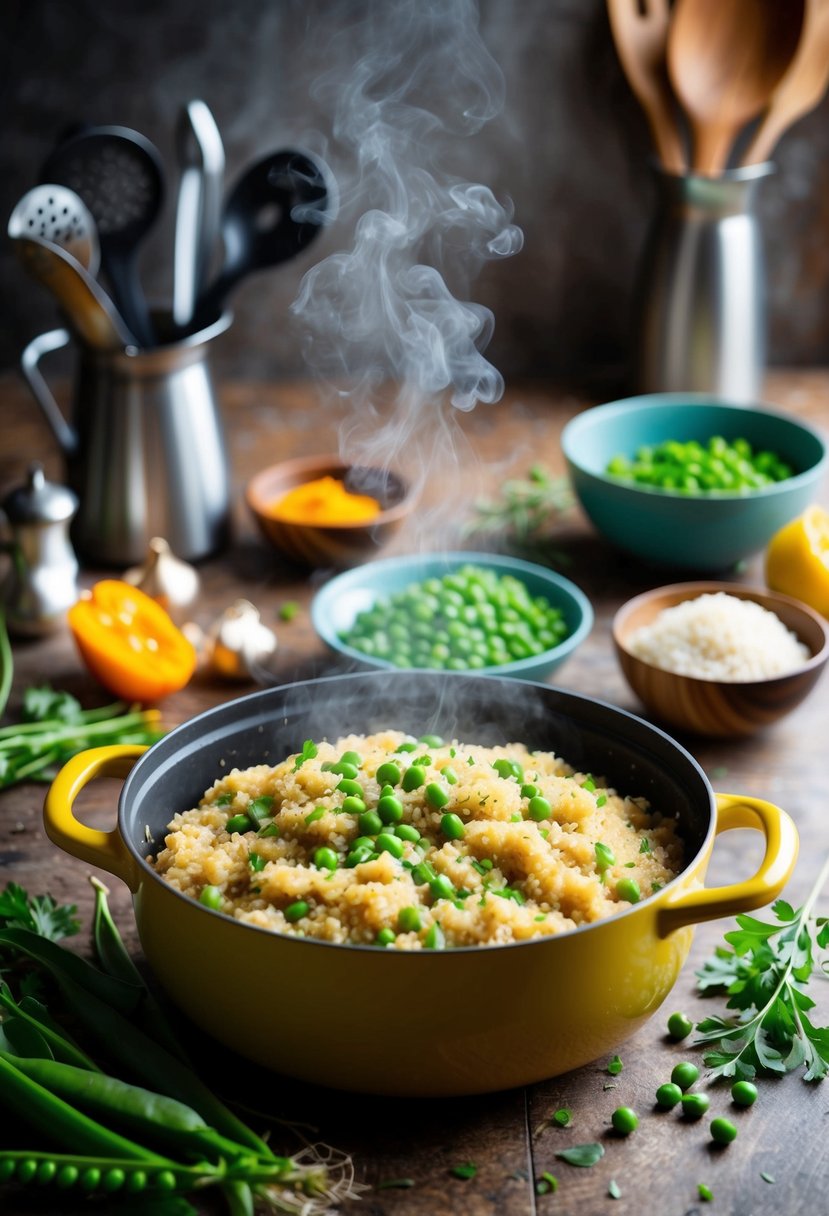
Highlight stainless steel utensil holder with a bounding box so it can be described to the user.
[634,164,774,402]
[19,313,232,566]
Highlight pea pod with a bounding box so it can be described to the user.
[0,1053,171,1163]
[0,1150,222,1194]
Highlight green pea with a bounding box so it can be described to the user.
[56,1164,80,1189]
[378,794,404,824]
[616,877,641,903]
[710,1117,738,1144]
[671,1061,700,1090]
[285,900,309,923]
[667,1011,693,1040]
[376,927,396,947]
[395,741,418,753]
[680,1092,710,1119]
[346,846,373,867]
[402,765,427,791]
[199,885,222,910]
[79,1167,102,1192]
[314,846,338,871]
[358,809,383,834]
[611,1106,638,1135]
[155,1170,178,1192]
[102,1168,127,1192]
[528,795,552,822]
[493,757,523,781]
[16,1159,38,1184]
[35,1160,57,1185]
[520,782,539,800]
[731,1080,758,1107]
[411,861,436,885]
[376,832,405,859]
[226,813,254,833]
[337,777,363,798]
[398,905,422,932]
[394,822,420,842]
[0,1160,16,1184]
[339,750,363,768]
[125,1169,148,1194]
[430,874,455,901]
[426,782,450,810]
[425,921,446,949]
[376,761,402,786]
[330,760,359,779]
[655,1082,683,1109]
[419,734,444,747]
[440,811,465,840]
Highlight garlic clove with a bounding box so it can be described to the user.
[205,599,278,680]
[123,537,201,625]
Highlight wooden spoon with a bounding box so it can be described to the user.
[667,0,806,176]
[607,0,685,173]
[742,0,829,165]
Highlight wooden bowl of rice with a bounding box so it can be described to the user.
[613,582,829,737]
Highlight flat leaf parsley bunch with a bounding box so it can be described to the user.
[694,854,829,1082]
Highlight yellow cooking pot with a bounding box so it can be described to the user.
[44,672,798,1097]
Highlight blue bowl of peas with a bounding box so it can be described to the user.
[562,394,828,571]
[311,552,594,681]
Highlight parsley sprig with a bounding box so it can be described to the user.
[694,854,829,1082]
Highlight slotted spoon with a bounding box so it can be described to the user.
[40,125,165,348]
[8,183,99,275]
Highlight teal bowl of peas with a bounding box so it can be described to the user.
[562,394,828,571]
[311,552,593,680]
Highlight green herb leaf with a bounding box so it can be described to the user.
[698,1183,713,1202]
[608,1179,621,1199]
[555,1143,604,1168]
[450,1163,477,1180]
[761,1172,775,1184]
[0,884,79,942]
[293,740,318,771]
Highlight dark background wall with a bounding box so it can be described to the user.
[2,0,829,394]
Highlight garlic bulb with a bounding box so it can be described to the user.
[205,599,278,680]
[123,537,200,624]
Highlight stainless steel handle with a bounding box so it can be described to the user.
[19,329,78,457]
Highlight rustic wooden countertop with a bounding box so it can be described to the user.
[1,368,828,1216]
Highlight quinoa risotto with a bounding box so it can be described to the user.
[151,732,683,949]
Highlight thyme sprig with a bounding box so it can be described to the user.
[694,854,829,1082]
[463,465,574,557]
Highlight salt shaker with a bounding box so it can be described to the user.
[0,463,80,635]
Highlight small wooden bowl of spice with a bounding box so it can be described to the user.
[613,581,829,737]
[246,454,413,569]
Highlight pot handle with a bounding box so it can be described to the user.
[20,328,78,457]
[656,793,799,937]
[43,745,148,893]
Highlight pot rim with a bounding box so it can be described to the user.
[119,670,717,955]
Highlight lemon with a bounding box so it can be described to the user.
[765,505,829,619]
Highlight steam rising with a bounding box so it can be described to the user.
[291,0,522,468]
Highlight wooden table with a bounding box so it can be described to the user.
[1,370,828,1216]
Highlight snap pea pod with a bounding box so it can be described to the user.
[89,877,185,1061]
[50,968,280,1161]
[0,1053,172,1163]
[0,1150,223,1192]
[8,1055,282,1170]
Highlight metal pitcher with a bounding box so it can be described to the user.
[634,164,774,403]
[19,312,232,566]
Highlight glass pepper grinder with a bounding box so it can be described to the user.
[0,462,80,635]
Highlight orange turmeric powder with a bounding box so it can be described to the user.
[266,475,381,526]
